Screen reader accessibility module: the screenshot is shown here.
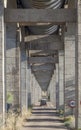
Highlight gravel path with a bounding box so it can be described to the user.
[21,102,68,130]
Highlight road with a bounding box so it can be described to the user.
[22,102,68,130]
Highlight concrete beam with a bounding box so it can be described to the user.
[25,35,61,42]
[34,71,53,80]
[26,35,64,50]
[5,9,76,24]
[35,74,52,80]
[37,78,50,83]
[29,56,58,64]
[34,70,53,75]
[31,64,55,71]
[29,50,58,57]
[38,81,49,87]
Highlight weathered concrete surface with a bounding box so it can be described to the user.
[31,74,42,105]
[34,70,53,91]
[58,51,64,110]
[6,0,20,109]
[56,63,59,110]
[19,27,28,110]
[25,35,61,42]
[29,50,58,57]
[6,24,20,107]
[75,0,81,129]
[21,102,68,130]
[0,0,6,115]
[29,56,58,64]
[20,42,27,109]
[26,67,32,108]
[26,35,64,50]
[49,71,56,106]
[31,64,55,72]
[64,24,75,116]
[5,9,76,24]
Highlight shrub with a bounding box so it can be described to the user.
[64,121,70,127]
[64,116,75,129]
[64,116,73,122]
[7,92,13,104]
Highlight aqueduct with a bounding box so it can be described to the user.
[0,0,81,129]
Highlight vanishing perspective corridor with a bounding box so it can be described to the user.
[0,0,81,130]
[22,102,68,130]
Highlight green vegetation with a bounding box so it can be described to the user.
[7,92,13,104]
[48,94,50,101]
[59,109,64,116]
[64,116,73,122]
[64,116,75,129]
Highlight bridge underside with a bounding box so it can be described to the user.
[0,0,81,129]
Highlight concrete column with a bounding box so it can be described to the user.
[38,84,42,102]
[30,73,34,105]
[27,66,31,108]
[20,28,31,110]
[75,1,81,129]
[31,75,41,105]
[22,62,31,109]
[6,24,20,108]
[64,24,75,116]
[20,42,27,109]
[48,77,52,103]
[49,71,56,106]
[35,79,42,103]
[58,51,64,110]
[56,63,59,110]
[6,0,20,109]
[30,73,36,106]
[34,81,39,105]
[25,59,29,109]
[53,71,56,107]
[0,0,6,121]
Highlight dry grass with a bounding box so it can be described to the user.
[0,107,32,130]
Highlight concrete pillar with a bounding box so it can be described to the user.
[53,72,56,107]
[20,42,27,109]
[56,63,59,110]
[30,73,36,105]
[75,0,81,129]
[20,28,32,110]
[38,84,42,102]
[25,59,29,109]
[31,73,34,105]
[36,81,42,103]
[27,66,31,108]
[64,24,75,116]
[58,51,64,110]
[21,61,31,109]
[34,81,39,105]
[0,0,6,121]
[6,24,20,108]
[49,71,56,106]
[6,0,20,109]
[31,74,41,105]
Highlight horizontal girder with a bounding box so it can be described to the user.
[26,35,64,50]
[29,56,58,64]
[5,9,76,24]
[31,64,55,71]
